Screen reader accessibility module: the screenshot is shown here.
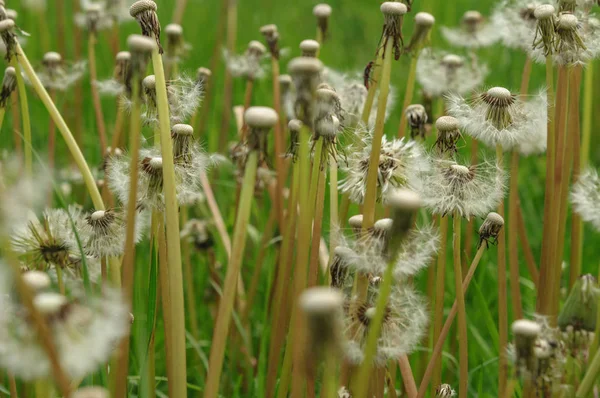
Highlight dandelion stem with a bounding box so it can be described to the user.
[111,101,126,153]
[329,155,339,265]
[507,150,523,320]
[576,345,600,398]
[200,171,232,257]
[182,210,200,339]
[398,355,417,398]
[204,151,259,398]
[10,90,21,156]
[322,346,338,398]
[16,43,105,210]
[0,108,5,131]
[217,0,238,153]
[172,0,189,25]
[517,205,538,286]
[496,145,508,398]
[8,373,17,398]
[151,45,188,398]
[452,213,468,398]
[10,57,32,176]
[88,32,108,155]
[47,90,57,174]
[308,167,326,287]
[396,54,419,138]
[114,74,142,398]
[417,244,486,397]
[270,58,286,233]
[431,215,448,391]
[360,48,383,127]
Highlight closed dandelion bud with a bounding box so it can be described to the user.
[462,10,484,33]
[22,270,51,292]
[245,106,278,164]
[387,189,421,258]
[405,104,428,140]
[129,0,162,53]
[435,116,461,154]
[72,387,110,398]
[288,57,324,125]
[348,214,364,235]
[558,274,599,332]
[313,4,332,41]
[330,246,355,288]
[435,384,457,397]
[0,19,16,61]
[380,2,408,60]
[478,212,504,248]
[533,4,556,56]
[406,12,435,53]
[300,287,344,357]
[196,67,211,87]
[171,124,194,164]
[555,13,585,55]
[260,24,280,58]
[512,319,541,375]
[287,119,302,159]
[480,87,516,130]
[0,66,16,108]
[300,39,320,57]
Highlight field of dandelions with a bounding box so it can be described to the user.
[2,0,600,397]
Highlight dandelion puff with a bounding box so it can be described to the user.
[446,87,547,151]
[343,284,428,366]
[393,224,439,280]
[0,289,129,380]
[416,49,488,98]
[339,130,427,204]
[74,2,114,33]
[279,74,295,121]
[32,52,87,92]
[441,10,501,49]
[78,209,145,258]
[95,51,130,97]
[571,167,600,231]
[491,0,539,52]
[418,159,507,219]
[224,40,268,80]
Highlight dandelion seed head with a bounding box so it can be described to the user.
[534,4,555,19]
[491,0,539,51]
[441,10,500,48]
[0,66,16,107]
[33,292,68,316]
[405,104,428,139]
[381,2,407,16]
[436,384,457,397]
[415,12,435,27]
[300,39,320,57]
[129,0,157,16]
[5,9,16,21]
[127,33,156,53]
[392,224,439,280]
[348,214,363,233]
[22,270,51,292]
[196,67,211,85]
[165,23,182,37]
[313,3,332,18]
[245,106,278,129]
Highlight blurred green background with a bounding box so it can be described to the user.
[4,0,600,396]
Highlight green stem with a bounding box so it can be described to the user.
[576,345,600,397]
[16,43,104,210]
[497,145,508,398]
[88,32,108,155]
[0,108,5,131]
[322,346,338,398]
[10,56,32,176]
[453,214,468,398]
[204,152,259,398]
[360,49,383,128]
[329,155,338,269]
[151,47,187,398]
[431,215,448,391]
[397,53,419,138]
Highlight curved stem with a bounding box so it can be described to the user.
[16,43,104,210]
[10,57,32,176]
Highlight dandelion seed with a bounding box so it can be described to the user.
[300,39,320,58]
[404,104,428,140]
[339,131,427,204]
[79,209,144,258]
[441,10,500,49]
[392,224,439,280]
[570,167,600,231]
[416,49,488,98]
[418,159,506,219]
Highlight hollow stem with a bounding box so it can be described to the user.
[417,244,486,397]
[329,155,339,266]
[496,145,507,398]
[88,32,108,155]
[151,46,188,398]
[10,91,21,155]
[452,213,468,398]
[398,355,417,398]
[396,53,419,138]
[360,48,383,127]
[308,166,326,287]
[10,57,32,176]
[204,151,259,398]
[431,215,448,390]
[508,150,523,320]
[271,57,286,233]
[16,43,104,210]
[322,346,338,398]
[111,101,126,153]
[0,108,5,131]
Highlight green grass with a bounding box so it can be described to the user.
[3,0,600,396]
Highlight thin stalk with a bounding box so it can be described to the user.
[576,345,600,398]
[55,0,67,56]
[396,54,419,138]
[398,355,417,398]
[182,210,199,339]
[452,214,468,398]
[10,57,32,175]
[8,373,17,397]
[308,167,326,287]
[271,57,286,234]
[111,102,126,153]
[16,43,104,210]
[0,108,5,130]
[204,151,259,398]
[508,150,523,320]
[172,0,189,25]
[200,171,232,257]
[464,140,479,271]
[431,215,448,390]
[114,74,142,398]
[217,0,238,153]
[361,39,394,230]
[266,162,300,398]
[151,46,188,398]
[417,244,486,397]
[497,145,507,398]
[322,347,338,398]
[329,155,339,265]
[517,205,539,286]
[240,79,255,140]
[48,91,57,174]
[360,49,383,127]
[88,32,108,155]
[537,55,556,318]
[10,91,21,155]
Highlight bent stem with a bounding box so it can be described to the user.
[396,53,419,138]
[10,57,32,176]
[417,244,486,397]
[151,46,188,398]
[204,151,259,398]
[16,43,104,210]
[89,32,108,155]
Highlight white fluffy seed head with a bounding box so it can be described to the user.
[534,339,552,358]
[127,34,157,53]
[485,212,505,226]
[364,307,377,320]
[450,164,471,176]
[116,51,131,62]
[129,0,157,17]
[149,157,163,169]
[288,56,323,75]
[43,52,62,65]
[90,210,106,221]
[415,12,435,27]
[72,387,110,398]
[300,287,343,315]
[334,246,355,261]
[172,123,194,136]
[374,218,394,233]
[534,4,555,19]
[381,1,407,16]
[512,319,541,337]
[22,271,51,291]
[244,106,278,128]
[436,116,459,132]
[142,74,156,89]
[486,86,512,100]
[557,13,578,30]
[288,119,302,132]
[313,3,332,18]
[165,23,183,37]
[0,19,14,33]
[33,292,68,315]
[197,67,211,80]
[348,214,363,229]
[316,86,338,102]
[4,65,15,78]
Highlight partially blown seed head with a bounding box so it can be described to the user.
[129,0,162,53]
[405,104,428,140]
